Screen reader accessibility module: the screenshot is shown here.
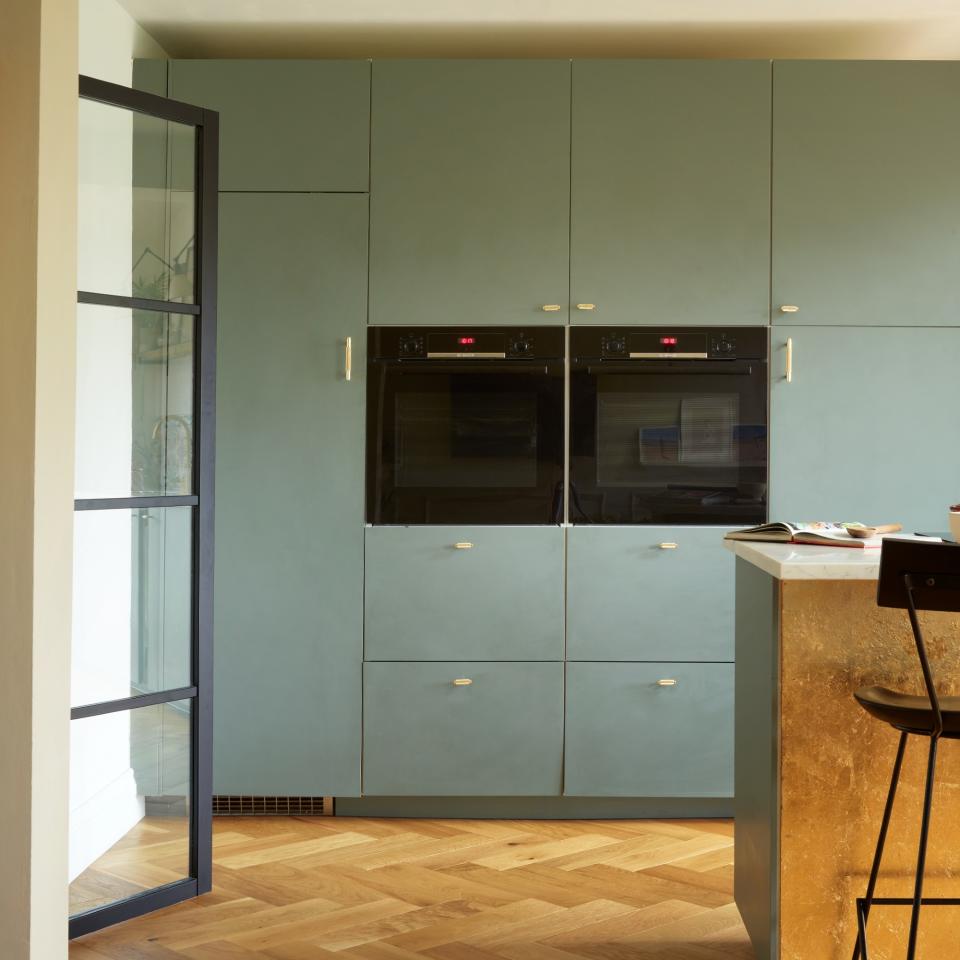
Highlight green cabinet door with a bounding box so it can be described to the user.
[364,526,564,661]
[772,61,960,326]
[770,327,960,531]
[565,662,734,797]
[370,60,571,326]
[570,60,770,327]
[567,527,736,662]
[215,194,367,795]
[169,60,370,191]
[363,662,564,796]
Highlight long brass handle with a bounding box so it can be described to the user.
[656,678,678,687]
[576,303,596,311]
[785,337,793,383]
[541,304,562,312]
[453,678,473,686]
[779,305,799,314]
[454,542,474,550]
[345,336,352,381]
[659,542,678,550]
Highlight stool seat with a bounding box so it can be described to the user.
[855,685,960,738]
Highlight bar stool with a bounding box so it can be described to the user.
[852,537,960,960]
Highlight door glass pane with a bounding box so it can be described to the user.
[72,507,192,708]
[75,303,195,499]
[78,98,196,301]
[69,699,192,916]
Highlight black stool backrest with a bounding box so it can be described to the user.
[877,538,960,738]
[878,539,960,612]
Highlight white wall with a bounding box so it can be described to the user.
[80,0,167,85]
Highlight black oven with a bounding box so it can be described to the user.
[569,327,768,525]
[367,327,565,524]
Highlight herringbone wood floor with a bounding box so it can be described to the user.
[71,816,753,959]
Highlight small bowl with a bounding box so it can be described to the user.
[950,506,960,543]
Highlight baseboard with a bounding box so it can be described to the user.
[333,796,733,819]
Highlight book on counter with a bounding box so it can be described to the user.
[724,521,882,549]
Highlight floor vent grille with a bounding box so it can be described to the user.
[213,795,332,816]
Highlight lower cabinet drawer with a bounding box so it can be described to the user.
[363,661,564,796]
[564,662,734,798]
[567,526,736,661]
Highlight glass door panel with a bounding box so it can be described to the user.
[71,74,216,938]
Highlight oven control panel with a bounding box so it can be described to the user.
[399,335,426,358]
[710,335,737,358]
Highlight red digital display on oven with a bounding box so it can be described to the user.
[660,336,678,346]
[457,336,476,345]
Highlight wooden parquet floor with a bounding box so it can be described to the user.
[71,816,753,960]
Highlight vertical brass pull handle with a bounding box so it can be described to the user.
[785,337,793,383]
[453,678,473,686]
[345,336,352,381]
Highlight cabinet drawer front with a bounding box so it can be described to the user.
[567,527,735,661]
[364,527,564,660]
[363,662,564,796]
[564,662,734,798]
[169,60,370,191]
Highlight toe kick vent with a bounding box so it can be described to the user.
[213,795,333,816]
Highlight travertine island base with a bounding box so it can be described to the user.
[728,539,960,959]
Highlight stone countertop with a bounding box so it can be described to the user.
[723,534,944,581]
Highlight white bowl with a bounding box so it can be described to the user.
[950,509,960,543]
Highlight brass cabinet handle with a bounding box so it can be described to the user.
[656,678,678,687]
[576,303,596,311]
[453,678,473,686]
[453,542,474,550]
[779,305,800,314]
[345,336,352,381]
[785,337,793,383]
[541,304,562,312]
[659,542,678,550]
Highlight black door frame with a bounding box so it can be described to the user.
[70,75,217,939]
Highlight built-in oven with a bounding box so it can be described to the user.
[569,327,768,525]
[367,327,565,524]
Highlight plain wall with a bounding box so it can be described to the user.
[0,0,78,957]
[79,0,167,84]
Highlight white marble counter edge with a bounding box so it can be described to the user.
[724,535,944,581]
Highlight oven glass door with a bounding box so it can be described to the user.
[367,360,564,524]
[569,359,767,524]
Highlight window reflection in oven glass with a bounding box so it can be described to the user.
[395,392,538,489]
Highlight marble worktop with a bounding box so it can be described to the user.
[724,534,944,581]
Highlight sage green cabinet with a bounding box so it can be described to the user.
[772,61,960,326]
[564,662,734,797]
[363,662,564,796]
[364,526,563,661]
[169,60,370,191]
[215,194,367,795]
[567,527,736,662]
[570,60,770,326]
[770,327,960,531]
[369,60,571,325]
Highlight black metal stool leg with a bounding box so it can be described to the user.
[906,736,939,960]
[853,730,908,960]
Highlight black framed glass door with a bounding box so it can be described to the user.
[69,76,217,938]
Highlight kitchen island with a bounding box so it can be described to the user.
[729,539,960,959]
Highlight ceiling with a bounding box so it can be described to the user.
[119,0,960,59]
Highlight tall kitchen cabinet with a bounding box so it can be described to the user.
[570,60,771,326]
[369,60,571,326]
[168,61,371,796]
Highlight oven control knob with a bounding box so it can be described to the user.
[714,337,735,356]
[509,336,533,357]
[399,335,424,357]
[602,336,627,356]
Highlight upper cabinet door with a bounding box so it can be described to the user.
[169,60,370,191]
[772,62,960,326]
[369,60,571,325]
[570,61,771,327]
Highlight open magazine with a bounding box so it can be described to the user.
[724,522,881,549]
